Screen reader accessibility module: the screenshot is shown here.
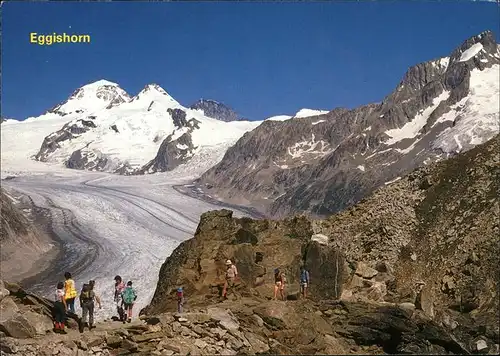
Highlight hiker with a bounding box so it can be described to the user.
[176,287,184,313]
[53,282,67,334]
[114,275,126,321]
[64,272,77,314]
[222,259,238,299]
[300,266,310,298]
[79,282,101,332]
[88,279,102,307]
[121,281,137,323]
[273,268,286,300]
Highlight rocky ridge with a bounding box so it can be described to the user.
[197,30,500,218]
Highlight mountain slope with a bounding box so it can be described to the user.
[1,82,262,175]
[146,133,499,354]
[0,189,55,282]
[1,80,130,172]
[197,30,500,218]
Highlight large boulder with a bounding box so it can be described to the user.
[0,311,53,338]
[207,307,240,332]
[0,280,10,302]
[303,241,347,300]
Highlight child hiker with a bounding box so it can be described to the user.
[121,281,137,323]
[300,266,310,298]
[113,275,126,322]
[53,282,67,334]
[177,287,184,313]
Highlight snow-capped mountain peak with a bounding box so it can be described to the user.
[48,79,131,116]
[131,83,180,108]
[450,30,499,64]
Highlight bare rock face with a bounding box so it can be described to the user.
[0,189,55,283]
[137,109,201,173]
[190,99,244,122]
[35,118,97,162]
[197,31,500,218]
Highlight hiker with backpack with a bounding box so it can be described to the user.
[53,282,67,334]
[88,279,102,307]
[273,268,286,300]
[79,282,101,332]
[121,281,137,323]
[300,266,310,298]
[64,272,77,314]
[222,259,238,299]
[114,275,126,322]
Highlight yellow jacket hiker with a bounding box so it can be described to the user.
[64,272,77,314]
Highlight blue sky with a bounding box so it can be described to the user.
[2,1,498,121]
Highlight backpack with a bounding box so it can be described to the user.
[122,287,136,304]
[80,284,94,303]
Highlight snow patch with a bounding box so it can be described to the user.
[287,133,331,159]
[385,176,401,185]
[384,90,450,145]
[459,43,483,62]
[357,165,365,172]
[312,120,325,125]
[294,109,329,118]
[439,57,450,70]
[433,65,500,153]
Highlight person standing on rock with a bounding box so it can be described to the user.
[222,259,238,299]
[53,282,67,334]
[177,287,184,313]
[64,272,77,314]
[121,281,137,323]
[88,279,102,308]
[114,275,126,321]
[273,268,286,300]
[300,266,310,298]
[79,282,101,332]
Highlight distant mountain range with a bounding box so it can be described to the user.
[1,30,498,218]
[196,30,500,218]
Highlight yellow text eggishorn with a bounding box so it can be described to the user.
[30,33,91,45]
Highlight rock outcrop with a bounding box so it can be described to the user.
[190,99,244,122]
[197,31,500,218]
[35,118,98,162]
[138,109,201,173]
[145,134,499,354]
